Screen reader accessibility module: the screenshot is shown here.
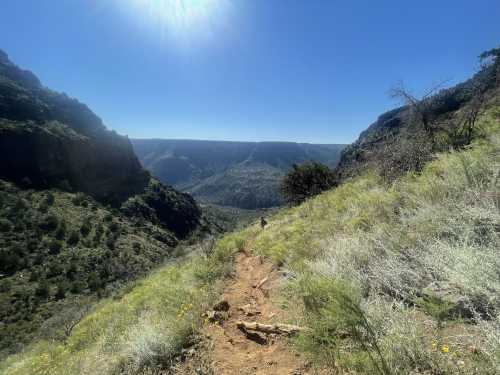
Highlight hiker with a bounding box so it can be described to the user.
[260,216,268,229]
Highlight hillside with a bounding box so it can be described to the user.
[0,50,147,205]
[2,50,498,375]
[0,51,212,358]
[0,50,201,238]
[336,48,500,182]
[0,183,178,357]
[132,139,345,209]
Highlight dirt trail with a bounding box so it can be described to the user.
[178,249,322,375]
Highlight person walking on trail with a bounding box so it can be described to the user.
[260,216,268,229]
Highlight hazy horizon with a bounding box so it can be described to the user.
[1,0,499,144]
[130,136,347,145]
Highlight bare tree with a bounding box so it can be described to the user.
[456,88,486,145]
[60,304,91,340]
[40,299,92,342]
[388,80,449,136]
[448,50,498,146]
[200,235,216,257]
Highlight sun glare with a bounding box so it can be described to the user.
[128,0,232,41]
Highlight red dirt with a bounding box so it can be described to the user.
[177,249,325,374]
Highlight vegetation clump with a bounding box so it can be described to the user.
[281,161,336,206]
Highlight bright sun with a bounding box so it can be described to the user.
[128,0,231,39]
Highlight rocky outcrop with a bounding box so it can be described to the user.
[0,119,149,205]
[0,50,149,203]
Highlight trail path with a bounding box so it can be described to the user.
[178,248,323,374]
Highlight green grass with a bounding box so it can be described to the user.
[0,232,250,375]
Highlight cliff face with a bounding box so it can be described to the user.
[0,51,150,204]
[0,50,201,238]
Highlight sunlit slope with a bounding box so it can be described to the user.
[248,108,500,373]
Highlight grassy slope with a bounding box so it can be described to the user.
[249,108,500,373]
[1,109,498,374]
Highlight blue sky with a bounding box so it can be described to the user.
[1,0,499,144]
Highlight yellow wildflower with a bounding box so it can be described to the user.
[441,345,449,353]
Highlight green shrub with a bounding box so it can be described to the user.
[38,214,59,232]
[13,198,27,213]
[132,242,141,253]
[87,272,103,292]
[0,279,12,293]
[44,193,55,206]
[48,240,63,255]
[66,263,78,281]
[47,262,64,278]
[106,237,116,250]
[72,193,87,206]
[54,283,67,300]
[0,250,22,275]
[38,201,49,213]
[35,280,51,300]
[109,221,120,233]
[67,231,80,246]
[80,220,91,237]
[93,224,104,243]
[281,161,336,206]
[0,218,12,232]
[55,221,67,240]
[416,295,457,327]
[70,279,86,294]
[294,276,390,374]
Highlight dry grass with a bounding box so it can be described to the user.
[249,110,500,373]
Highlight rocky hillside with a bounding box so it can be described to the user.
[132,139,345,209]
[0,50,202,238]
